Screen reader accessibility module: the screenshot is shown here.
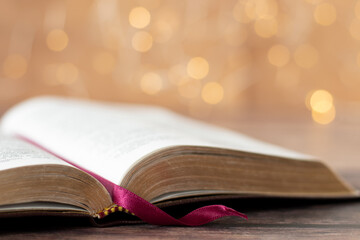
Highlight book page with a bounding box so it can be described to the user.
[0,202,85,213]
[0,136,71,171]
[0,97,312,184]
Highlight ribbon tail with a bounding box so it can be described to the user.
[112,185,247,226]
[178,205,248,226]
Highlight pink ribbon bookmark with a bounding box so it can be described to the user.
[21,135,248,226]
[92,171,248,226]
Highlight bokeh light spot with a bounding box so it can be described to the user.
[2,54,27,79]
[187,57,209,80]
[312,105,336,125]
[314,3,336,26]
[310,89,333,113]
[129,7,151,29]
[56,63,79,85]
[131,31,153,52]
[46,29,69,52]
[254,18,278,38]
[268,44,290,67]
[254,0,278,20]
[201,82,224,104]
[140,72,163,95]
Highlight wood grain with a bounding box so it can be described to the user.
[1,189,360,240]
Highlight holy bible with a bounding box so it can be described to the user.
[0,97,357,226]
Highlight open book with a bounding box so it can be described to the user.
[0,97,357,226]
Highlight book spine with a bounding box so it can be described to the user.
[95,204,135,219]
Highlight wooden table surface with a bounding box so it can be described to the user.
[1,114,360,239]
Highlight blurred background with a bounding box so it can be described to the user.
[0,0,360,168]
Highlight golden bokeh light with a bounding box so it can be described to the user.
[178,79,202,99]
[56,63,79,85]
[268,44,290,67]
[253,0,278,20]
[131,31,153,52]
[233,0,278,23]
[310,89,333,113]
[129,7,151,29]
[140,72,163,95]
[92,51,116,75]
[187,57,209,80]
[46,29,69,52]
[312,105,336,125]
[201,82,224,105]
[254,18,278,38]
[314,3,337,26]
[308,89,336,125]
[2,54,27,79]
[294,44,318,69]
